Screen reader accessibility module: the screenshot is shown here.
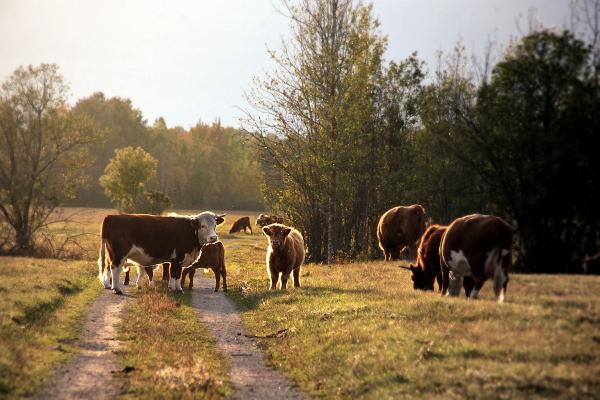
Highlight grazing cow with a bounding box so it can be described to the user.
[229,216,253,234]
[377,204,427,261]
[401,224,447,291]
[440,214,513,303]
[181,241,227,291]
[263,223,305,289]
[256,214,284,227]
[97,211,226,294]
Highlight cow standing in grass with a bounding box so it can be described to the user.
[181,241,227,291]
[98,212,225,294]
[229,216,253,234]
[440,214,513,302]
[401,224,447,291]
[263,223,305,289]
[377,204,427,261]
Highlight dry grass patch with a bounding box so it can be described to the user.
[117,282,231,400]
[0,257,101,399]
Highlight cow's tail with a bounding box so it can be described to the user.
[98,239,107,285]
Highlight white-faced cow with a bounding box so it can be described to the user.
[440,214,513,303]
[377,204,427,261]
[98,211,226,294]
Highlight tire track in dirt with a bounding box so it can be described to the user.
[191,274,306,400]
[35,287,132,400]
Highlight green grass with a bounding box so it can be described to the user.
[222,232,600,399]
[117,282,231,400]
[0,257,102,399]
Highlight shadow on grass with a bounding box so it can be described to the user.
[228,285,375,311]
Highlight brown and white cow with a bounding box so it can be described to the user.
[440,214,513,303]
[98,211,225,294]
[181,241,227,291]
[377,204,427,261]
[229,216,253,234]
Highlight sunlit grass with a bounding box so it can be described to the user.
[0,257,101,399]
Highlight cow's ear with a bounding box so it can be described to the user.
[215,213,226,225]
[409,263,417,271]
[282,228,292,237]
[262,226,272,236]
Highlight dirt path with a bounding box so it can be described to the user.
[35,287,131,400]
[191,274,306,400]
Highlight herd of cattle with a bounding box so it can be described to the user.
[98,207,512,302]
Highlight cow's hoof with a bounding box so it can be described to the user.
[113,289,123,295]
[223,288,228,292]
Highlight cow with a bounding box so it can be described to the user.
[377,204,427,261]
[262,223,305,289]
[97,211,226,294]
[583,252,600,274]
[256,214,284,227]
[180,241,227,291]
[400,224,447,291]
[229,216,253,234]
[440,214,513,303]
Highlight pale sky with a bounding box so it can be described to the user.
[0,0,571,128]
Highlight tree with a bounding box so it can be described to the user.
[0,64,97,254]
[99,146,159,213]
[244,0,386,262]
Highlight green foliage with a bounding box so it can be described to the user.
[99,146,158,213]
[0,64,99,254]
[141,190,172,215]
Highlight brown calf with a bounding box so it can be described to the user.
[263,223,305,289]
[401,224,447,291]
[181,241,227,291]
[377,204,427,261]
[440,214,513,302]
[229,216,253,234]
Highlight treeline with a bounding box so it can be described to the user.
[70,92,263,211]
[246,0,600,272]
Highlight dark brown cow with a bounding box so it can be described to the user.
[229,216,253,234]
[377,204,427,261]
[98,211,225,294]
[263,223,305,289]
[440,214,513,302]
[256,214,284,227]
[181,241,227,291]
[401,224,447,291]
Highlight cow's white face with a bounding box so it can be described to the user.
[195,211,226,245]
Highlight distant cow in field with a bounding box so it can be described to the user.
[401,224,447,291]
[256,214,284,227]
[229,216,253,234]
[181,241,227,291]
[98,211,225,294]
[377,204,427,261]
[440,214,513,303]
[263,223,305,289]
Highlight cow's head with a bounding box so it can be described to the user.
[263,223,291,250]
[193,212,226,244]
[400,264,433,290]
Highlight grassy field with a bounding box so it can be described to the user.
[0,257,101,399]
[220,227,600,399]
[2,207,599,399]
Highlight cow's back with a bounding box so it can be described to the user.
[378,205,426,245]
[287,229,305,268]
[417,224,446,271]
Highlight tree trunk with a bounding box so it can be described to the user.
[327,168,337,264]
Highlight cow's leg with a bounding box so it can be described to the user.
[494,268,508,303]
[188,268,196,289]
[468,279,485,299]
[221,267,227,292]
[180,267,192,289]
[135,265,143,288]
[463,277,476,298]
[281,271,291,289]
[249,226,253,235]
[269,270,279,290]
[293,267,300,288]
[214,268,220,292]
[441,264,450,296]
[447,270,463,297]
[162,262,170,281]
[435,272,443,292]
[146,266,154,287]
[123,268,130,286]
[169,260,184,292]
[390,246,401,261]
[110,259,124,295]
